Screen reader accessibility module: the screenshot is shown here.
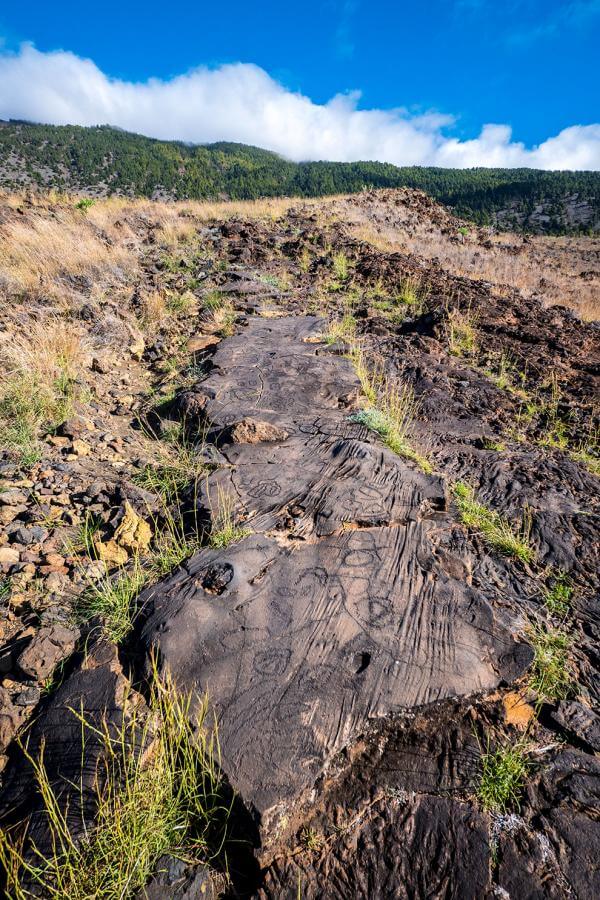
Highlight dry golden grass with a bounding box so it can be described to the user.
[2,317,87,378]
[1,189,596,325]
[344,203,599,321]
[0,317,88,463]
[140,290,168,326]
[0,212,134,294]
[156,218,198,246]
[0,193,335,307]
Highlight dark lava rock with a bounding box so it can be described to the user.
[135,856,226,899]
[0,642,144,851]
[260,795,490,900]
[137,317,532,845]
[550,700,600,752]
[16,623,79,681]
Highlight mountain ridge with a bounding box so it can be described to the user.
[1,120,599,234]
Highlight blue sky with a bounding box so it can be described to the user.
[0,0,598,168]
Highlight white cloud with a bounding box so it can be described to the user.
[0,43,598,170]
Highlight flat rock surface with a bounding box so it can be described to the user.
[139,316,531,832]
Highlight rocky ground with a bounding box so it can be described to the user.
[0,188,598,898]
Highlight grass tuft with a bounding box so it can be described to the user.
[325,314,357,346]
[332,251,349,283]
[452,482,534,563]
[300,827,324,852]
[543,572,573,618]
[207,300,236,337]
[133,461,197,506]
[527,620,573,702]
[398,277,428,314]
[75,558,147,644]
[0,319,86,466]
[0,666,228,899]
[149,510,202,578]
[478,738,531,814]
[350,385,432,474]
[345,344,431,474]
[209,486,251,549]
[447,307,477,356]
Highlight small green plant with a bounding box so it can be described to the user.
[570,424,600,476]
[332,251,349,283]
[347,345,381,405]
[133,463,191,505]
[447,308,477,357]
[478,738,531,813]
[452,482,534,563]
[570,446,600,476]
[73,512,103,559]
[0,347,80,466]
[0,576,11,603]
[350,380,432,474]
[202,294,236,336]
[202,290,225,311]
[543,572,573,617]
[0,667,227,899]
[209,486,250,549]
[527,620,573,702]
[485,352,529,401]
[166,291,197,316]
[0,378,46,466]
[398,277,427,315]
[40,659,68,697]
[300,827,324,852]
[161,421,184,445]
[369,297,405,322]
[538,374,570,449]
[75,197,95,211]
[75,558,147,644]
[326,314,357,345]
[458,226,470,237]
[299,246,311,273]
[257,273,287,289]
[482,437,506,452]
[367,277,388,300]
[137,418,208,500]
[149,507,202,578]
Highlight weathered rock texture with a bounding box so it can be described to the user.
[137,317,530,842]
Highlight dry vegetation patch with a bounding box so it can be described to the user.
[340,193,599,321]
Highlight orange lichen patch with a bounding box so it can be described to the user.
[503,691,535,729]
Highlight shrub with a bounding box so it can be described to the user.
[75,197,95,211]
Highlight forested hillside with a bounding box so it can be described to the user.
[1,121,598,233]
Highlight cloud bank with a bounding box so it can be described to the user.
[0,44,598,169]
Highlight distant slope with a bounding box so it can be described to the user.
[1,121,598,233]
